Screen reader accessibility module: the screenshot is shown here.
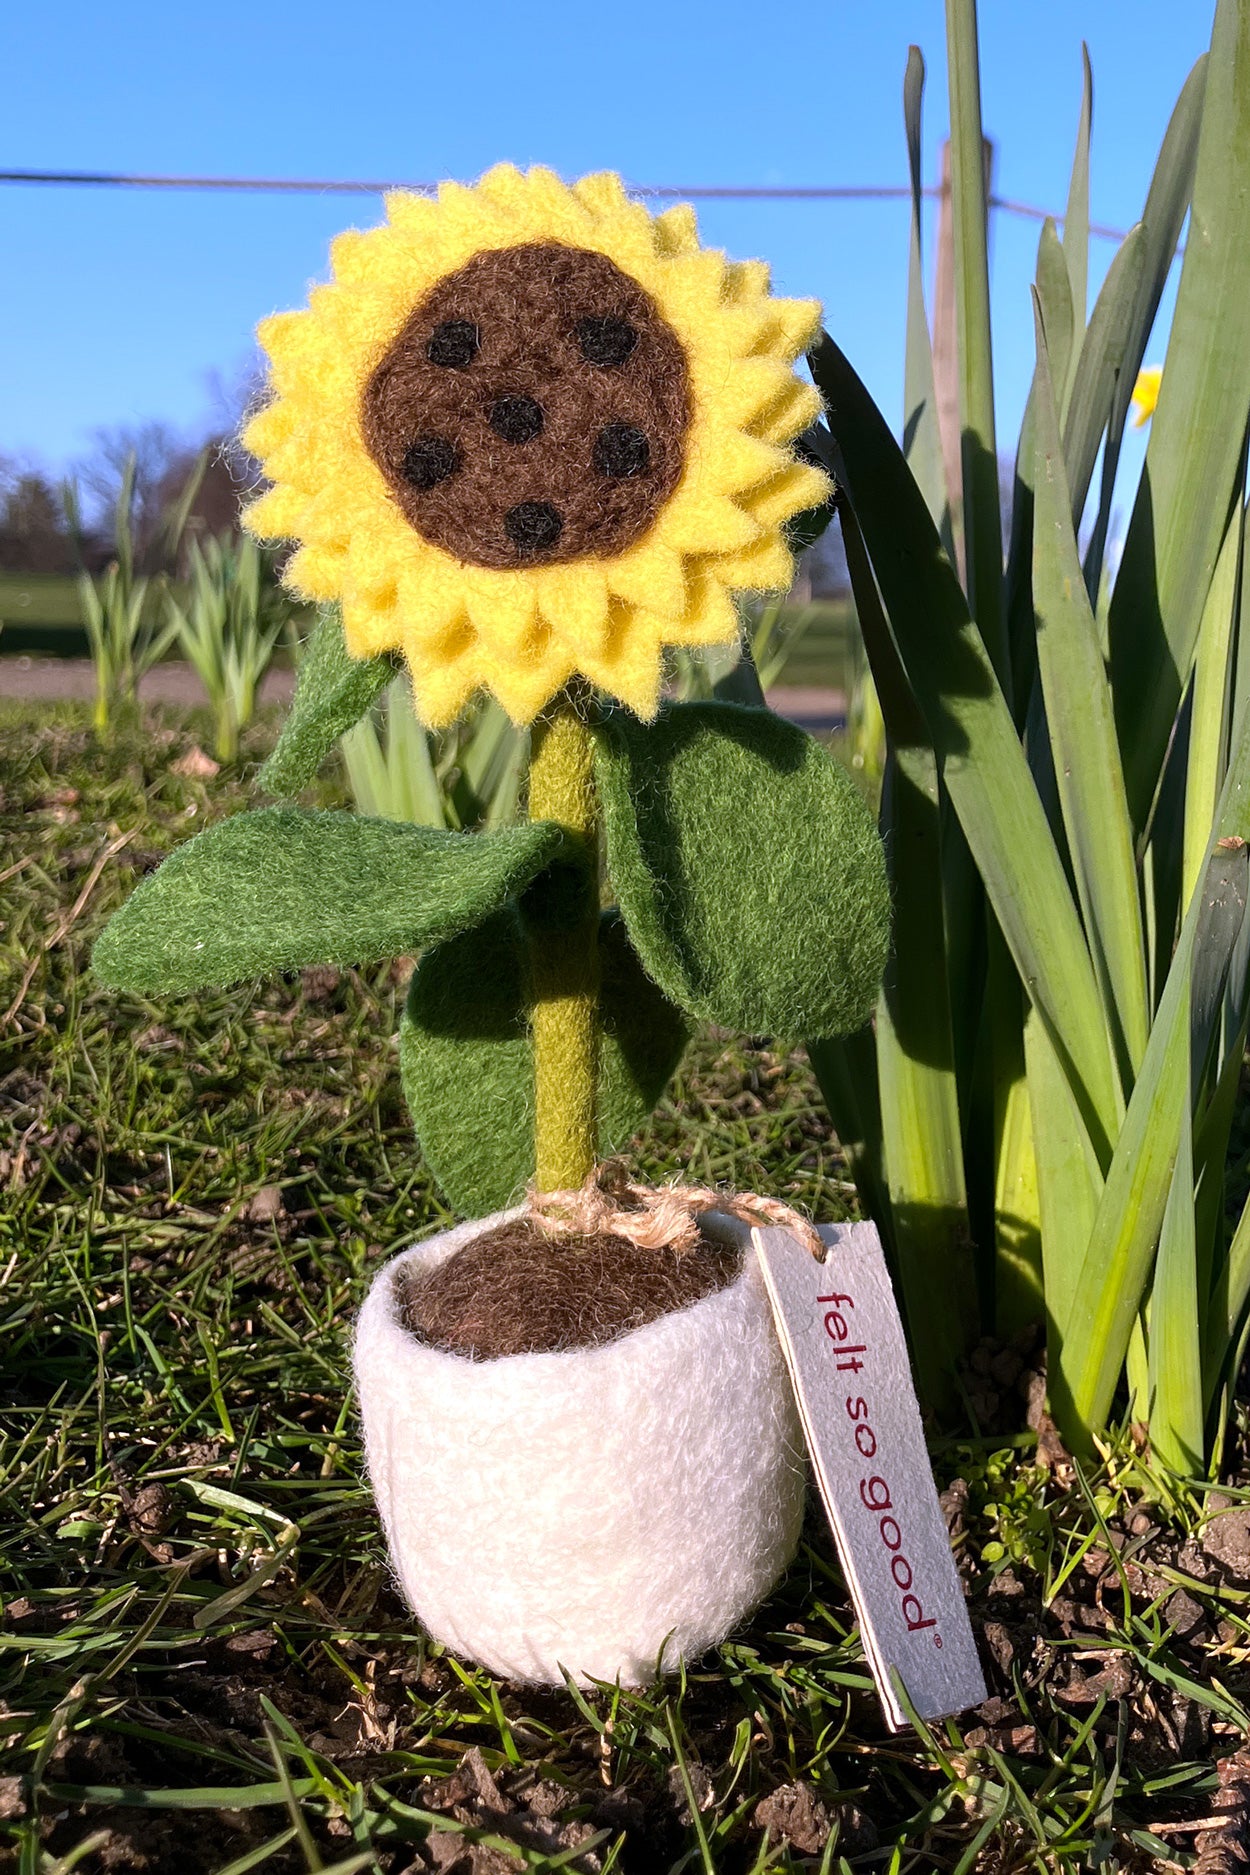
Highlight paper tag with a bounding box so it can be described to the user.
[755,1220,986,1731]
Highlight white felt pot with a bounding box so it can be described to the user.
[353,1207,805,1686]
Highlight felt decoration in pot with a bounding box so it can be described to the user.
[240,164,830,728]
[93,166,893,1686]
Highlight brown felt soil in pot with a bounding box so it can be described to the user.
[396,1216,742,1358]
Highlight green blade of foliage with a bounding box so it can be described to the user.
[340,677,447,827]
[992,1025,1044,1336]
[1196,1010,1250,1382]
[836,485,974,1402]
[1234,498,1250,759]
[1214,1172,1250,1407]
[876,761,977,1400]
[945,0,1005,682]
[902,45,949,545]
[1109,0,1250,834]
[1004,219,1075,717]
[594,701,889,1041]
[1035,221,1075,419]
[451,699,527,830]
[1056,827,1250,1448]
[1190,842,1249,1085]
[91,808,566,994]
[806,1027,890,1233]
[1184,501,1243,906]
[1060,223,1147,530]
[1148,1098,1204,1476]
[400,908,689,1217]
[259,609,397,797]
[1060,44,1092,383]
[1023,1005,1102,1339]
[1084,57,1206,598]
[812,330,1122,1163]
[1031,298,1150,1079]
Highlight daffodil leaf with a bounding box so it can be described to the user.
[92,808,566,994]
[595,700,890,1040]
[400,907,689,1217]
[259,608,398,797]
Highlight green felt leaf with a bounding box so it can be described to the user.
[259,609,397,797]
[400,908,690,1217]
[595,700,889,1040]
[92,808,566,994]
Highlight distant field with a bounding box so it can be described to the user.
[0,572,859,684]
[777,596,857,688]
[0,573,87,654]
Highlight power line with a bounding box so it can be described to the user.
[0,166,1129,241]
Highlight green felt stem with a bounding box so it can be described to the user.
[525,687,600,1193]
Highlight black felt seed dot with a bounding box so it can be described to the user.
[593,422,650,479]
[505,501,563,552]
[577,316,638,368]
[489,394,544,444]
[427,319,481,368]
[401,435,459,490]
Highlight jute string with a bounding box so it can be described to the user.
[527,1158,826,1263]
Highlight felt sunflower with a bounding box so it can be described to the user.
[242,165,829,726]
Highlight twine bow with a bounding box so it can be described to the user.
[527,1158,826,1262]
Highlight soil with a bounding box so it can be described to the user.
[396,1216,742,1359]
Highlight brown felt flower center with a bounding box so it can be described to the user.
[361,243,692,569]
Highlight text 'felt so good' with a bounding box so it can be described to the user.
[754,1220,987,1730]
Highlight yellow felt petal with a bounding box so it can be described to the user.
[383,191,441,238]
[668,247,729,304]
[407,641,481,729]
[708,303,781,360]
[285,540,349,600]
[474,163,529,209]
[594,205,664,274]
[343,593,401,658]
[654,203,700,255]
[462,570,540,654]
[604,535,688,616]
[660,489,762,555]
[678,573,741,644]
[718,358,799,430]
[242,485,305,540]
[754,379,825,445]
[488,633,576,725]
[534,562,612,651]
[576,616,665,720]
[241,401,295,459]
[573,171,631,218]
[397,561,472,644]
[636,570,739,648]
[714,530,795,592]
[695,426,790,495]
[329,227,374,284]
[255,309,310,365]
[346,514,414,599]
[744,461,832,529]
[725,257,771,303]
[757,295,822,360]
[433,178,513,250]
[515,166,593,238]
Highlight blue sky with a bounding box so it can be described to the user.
[3,0,1214,487]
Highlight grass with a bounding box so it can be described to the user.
[4,700,1250,1872]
